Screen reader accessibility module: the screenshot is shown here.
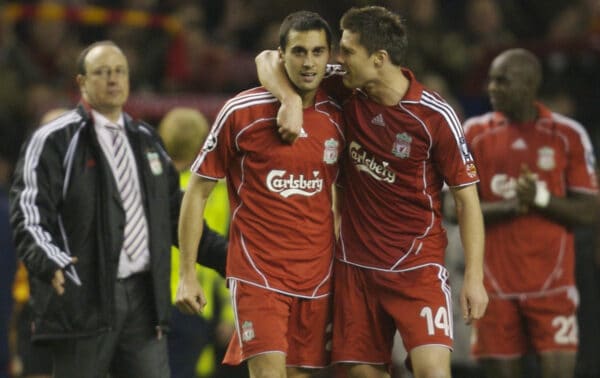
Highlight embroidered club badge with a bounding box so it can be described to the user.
[323,138,339,164]
[242,320,255,342]
[392,132,412,159]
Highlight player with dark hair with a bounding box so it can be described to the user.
[176,11,344,378]
[257,6,487,378]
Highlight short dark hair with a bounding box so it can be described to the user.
[278,11,333,51]
[340,6,408,66]
[76,40,121,75]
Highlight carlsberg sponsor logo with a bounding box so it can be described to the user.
[266,170,324,198]
[349,141,396,183]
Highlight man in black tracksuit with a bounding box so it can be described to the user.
[9,40,226,378]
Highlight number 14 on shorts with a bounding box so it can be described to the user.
[420,306,450,336]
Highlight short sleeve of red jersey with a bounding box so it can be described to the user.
[190,104,236,179]
[430,106,479,187]
[462,114,494,175]
[562,117,598,192]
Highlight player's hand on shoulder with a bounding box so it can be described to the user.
[277,96,303,144]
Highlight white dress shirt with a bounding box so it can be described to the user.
[93,110,150,278]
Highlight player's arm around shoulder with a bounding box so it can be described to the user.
[256,50,303,143]
[450,184,488,323]
[176,174,217,314]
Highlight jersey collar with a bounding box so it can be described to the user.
[493,102,553,127]
[400,68,425,103]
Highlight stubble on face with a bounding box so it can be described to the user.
[281,29,330,106]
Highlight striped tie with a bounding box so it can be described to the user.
[107,125,147,261]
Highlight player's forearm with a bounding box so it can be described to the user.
[480,198,521,224]
[256,50,299,104]
[459,223,485,281]
[537,192,599,226]
[454,186,485,279]
[178,183,209,278]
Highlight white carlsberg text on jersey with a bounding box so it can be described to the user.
[349,141,396,183]
[266,170,324,198]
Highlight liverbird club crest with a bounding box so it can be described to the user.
[323,138,339,164]
[392,132,412,158]
[242,320,255,342]
[537,146,555,171]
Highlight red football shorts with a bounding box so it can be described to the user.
[223,279,332,367]
[473,287,579,358]
[332,260,453,365]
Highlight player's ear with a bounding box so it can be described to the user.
[77,74,86,93]
[373,50,386,67]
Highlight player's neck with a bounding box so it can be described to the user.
[508,103,537,124]
[299,90,317,109]
[364,70,409,106]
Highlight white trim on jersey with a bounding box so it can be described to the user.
[228,280,243,348]
[541,231,568,291]
[389,234,423,270]
[190,90,278,173]
[235,117,276,150]
[236,233,333,299]
[437,264,454,339]
[462,113,494,133]
[311,257,334,297]
[489,285,578,300]
[227,276,332,300]
[468,121,507,148]
[239,233,269,287]
[315,99,345,142]
[420,91,473,164]
[551,112,598,176]
[463,113,498,149]
[387,101,436,270]
[484,230,572,298]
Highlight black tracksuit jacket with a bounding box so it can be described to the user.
[9,103,226,342]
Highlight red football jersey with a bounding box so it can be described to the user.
[331,69,478,270]
[464,103,598,296]
[192,87,345,298]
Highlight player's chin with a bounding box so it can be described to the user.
[342,75,356,88]
[297,80,320,92]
